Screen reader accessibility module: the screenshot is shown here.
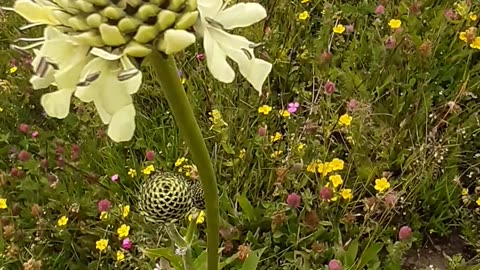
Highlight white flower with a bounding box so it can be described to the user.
[31,26,91,118]
[75,48,142,142]
[194,0,272,94]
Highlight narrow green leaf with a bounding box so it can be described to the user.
[236,194,255,221]
[241,247,267,270]
[143,248,183,269]
[357,243,384,269]
[345,239,359,267]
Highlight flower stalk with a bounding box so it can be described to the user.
[147,49,219,270]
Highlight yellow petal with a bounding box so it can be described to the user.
[40,88,75,119]
[157,29,196,54]
[108,104,136,142]
[14,0,59,25]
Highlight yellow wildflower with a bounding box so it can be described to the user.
[270,132,282,143]
[331,196,338,202]
[181,77,186,84]
[477,198,480,206]
[461,188,468,196]
[128,168,137,178]
[57,216,68,227]
[459,32,467,42]
[333,24,345,34]
[0,198,7,209]
[338,114,352,126]
[188,210,205,224]
[100,211,108,220]
[317,162,333,176]
[388,19,402,29]
[175,157,187,167]
[9,66,17,74]
[329,174,343,188]
[330,158,344,171]
[116,251,125,262]
[374,177,391,193]
[239,149,246,159]
[117,224,130,239]
[306,161,318,173]
[142,164,155,175]
[298,11,310,21]
[301,0,310,3]
[0,108,3,112]
[279,110,291,118]
[122,205,130,218]
[297,143,305,151]
[470,13,478,21]
[340,189,353,200]
[96,239,109,252]
[270,150,283,158]
[470,37,480,49]
[258,105,273,115]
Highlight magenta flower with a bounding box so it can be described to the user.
[31,131,39,138]
[19,124,29,134]
[320,187,333,201]
[122,238,132,250]
[328,259,342,270]
[196,53,205,61]
[375,5,385,15]
[287,102,300,114]
[324,81,336,94]
[347,99,358,111]
[111,174,120,182]
[258,126,267,137]
[18,150,30,162]
[146,150,155,161]
[286,193,301,209]
[97,199,111,213]
[399,226,412,241]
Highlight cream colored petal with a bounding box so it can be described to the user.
[107,104,136,142]
[30,69,55,89]
[203,29,234,83]
[40,88,75,119]
[158,29,196,54]
[90,47,122,60]
[197,0,223,19]
[237,58,272,94]
[75,57,110,102]
[119,56,142,95]
[14,0,59,25]
[93,99,112,124]
[215,3,267,29]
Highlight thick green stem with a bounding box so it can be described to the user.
[148,50,219,270]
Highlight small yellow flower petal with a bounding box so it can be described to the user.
[128,168,137,178]
[100,211,108,220]
[116,250,125,262]
[57,216,68,226]
[374,177,391,193]
[338,114,352,126]
[122,205,130,218]
[333,24,345,34]
[9,66,18,74]
[96,239,109,252]
[298,11,310,21]
[117,224,130,239]
[340,189,352,200]
[258,105,272,115]
[329,174,343,188]
[388,19,402,29]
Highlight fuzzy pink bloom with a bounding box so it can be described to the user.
[320,187,334,201]
[384,192,398,208]
[18,150,30,162]
[19,124,29,134]
[31,131,39,138]
[97,199,111,213]
[324,81,336,95]
[258,126,267,137]
[328,259,342,270]
[347,99,358,111]
[146,150,155,161]
[122,238,132,250]
[375,5,385,15]
[399,226,412,241]
[444,9,459,20]
[286,193,301,209]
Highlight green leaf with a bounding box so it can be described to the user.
[193,250,207,270]
[219,253,239,270]
[143,248,183,269]
[357,242,383,269]
[236,194,255,221]
[345,239,359,267]
[241,247,267,270]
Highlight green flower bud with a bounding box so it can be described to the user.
[136,4,161,21]
[126,0,143,7]
[156,10,176,32]
[52,10,72,26]
[118,17,142,33]
[54,0,80,14]
[167,0,185,12]
[68,16,91,31]
[99,23,127,46]
[75,31,105,47]
[134,25,158,43]
[124,41,152,57]
[86,13,106,28]
[101,6,126,20]
[175,11,198,30]
[183,0,197,12]
[86,0,109,6]
[157,29,195,55]
[149,0,166,5]
[75,0,95,13]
